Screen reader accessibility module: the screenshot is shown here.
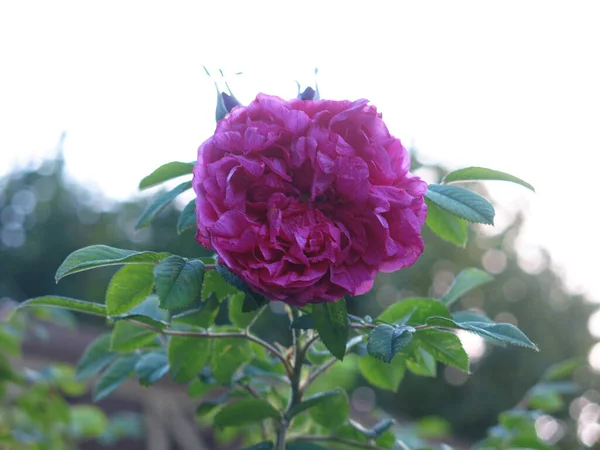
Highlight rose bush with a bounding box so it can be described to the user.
[193,94,428,305]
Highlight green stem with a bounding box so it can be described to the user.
[275,307,304,450]
[128,319,293,377]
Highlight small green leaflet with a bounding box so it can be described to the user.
[378,297,451,326]
[414,329,470,372]
[55,245,168,282]
[425,198,468,247]
[68,405,108,438]
[105,265,155,316]
[177,200,197,234]
[542,358,582,381]
[229,292,259,328]
[215,264,267,310]
[406,347,437,377]
[288,389,345,419]
[168,337,211,383]
[441,268,494,307]
[138,161,194,190]
[312,299,349,360]
[134,351,169,386]
[211,336,252,383]
[18,296,106,317]
[153,256,204,310]
[425,184,495,225]
[213,398,279,427]
[135,181,192,230]
[358,354,406,392]
[76,334,117,381]
[367,324,414,363]
[442,167,535,192]
[93,354,140,401]
[308,388,349,429]
[425,316,538,350]
[110,321,157,352]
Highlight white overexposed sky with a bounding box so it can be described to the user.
[1,1,599,303]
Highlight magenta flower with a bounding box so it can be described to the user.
[193,94,427,306]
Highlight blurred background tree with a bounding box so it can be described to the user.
[1,152,597,449]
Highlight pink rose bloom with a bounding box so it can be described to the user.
[193,94,427,306]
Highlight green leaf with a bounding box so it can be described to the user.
[425,184,495,225]
[215,264,268,310]
[0,327,22,357]
[93,354,140,401]
[177,199,197,234]
[0,352,21,383]
[542,358,583,381]
[312,299,349,361]
[290,314,316,330]
[229,292,260,328]
[359,354,406,392]
[406,347,437,377]
[139,161,194,190]
[172,294,221,328]
[527,390,564,413]
[242,293,269,312]
[202,270,240,302]
[211,337,252,383]
[76,334,117,381]
[425,316,539,350]
[442,167,535,192]
[188,379,215,398]
[415,416,451,439]
[168,336,211,383]
[134,351,169,386]
[68,405,108,438]
[18,296,106,317]
[452,310,494,323]
[135,181,192,230]
[55,245,167,282]
[153,256,204,310]
[308,388,349,429]
[414,329,469,372]
[115,314,168,330]
[113,294,169,329]
[375,430,396,449]
[110,321,157,352]
[378,297,451,326]
[441,268,494,307]
[106,265,155,316]
[425,199,468,247]
[367,324,414,363]
[288,389,346,419]
[40,364,86,396]
[213,398,279,427]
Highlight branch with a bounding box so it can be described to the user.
[288,434,385,450]
[128,319,293,377]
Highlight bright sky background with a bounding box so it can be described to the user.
[1,1,599,302]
